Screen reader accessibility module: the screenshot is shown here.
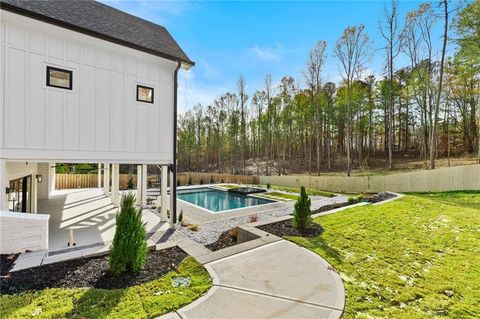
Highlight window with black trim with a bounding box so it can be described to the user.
[46,66,73,90]
[136,85,154,103]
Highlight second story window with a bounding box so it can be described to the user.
[46,66,73,90]
[136,85,154,103]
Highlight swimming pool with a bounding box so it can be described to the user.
[177,187,275,213]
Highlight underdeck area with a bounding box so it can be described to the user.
[37,188,166,253]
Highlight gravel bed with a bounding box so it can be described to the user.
[178,195,347,245]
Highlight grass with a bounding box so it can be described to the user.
[0,257,212,319]
[270,185,335,197]
[287,191,480,319]
[216,184,241,189]
[257,191,299,201]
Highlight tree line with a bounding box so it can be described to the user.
[178,1,479,176]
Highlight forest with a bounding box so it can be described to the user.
[177,0,479,176]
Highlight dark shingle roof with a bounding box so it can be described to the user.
[0,0,193,66]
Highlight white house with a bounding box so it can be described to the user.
[0,0,193,253]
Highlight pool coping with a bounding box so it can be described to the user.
[177,186,278,215]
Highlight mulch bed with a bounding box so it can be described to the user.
[1,254,19,276]
[364,192,397,203]
[1,247,187,294]
[205,229,238,251]
[311,202,351,214]
[257,220,323,237]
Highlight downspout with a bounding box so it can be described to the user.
[172,61,181,225]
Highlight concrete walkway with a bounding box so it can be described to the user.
[161,240,345,319]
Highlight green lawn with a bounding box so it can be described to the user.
[288,191,480,319]
[258,191,299,201]
[270,185,336,197]
[0,257,212,319]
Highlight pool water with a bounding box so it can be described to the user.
[177,188,274,213]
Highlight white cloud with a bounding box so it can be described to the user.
[249,44,282,61]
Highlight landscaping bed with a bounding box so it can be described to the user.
[364,191,396,203]
[257,219,323,237]
[1,254,19,276]
[1,254,212,319]
[1,247,187,293]
[205,228,239,251]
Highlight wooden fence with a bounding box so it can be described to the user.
[56,174,138,190]
[260,164,480,193]
[55,172,259,190]
[56,165,477,193]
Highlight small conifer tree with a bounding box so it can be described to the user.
[109,194,148,274]
[188,175,193,185]
[292,186,312,229]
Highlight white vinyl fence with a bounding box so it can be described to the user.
[260,164,480,193]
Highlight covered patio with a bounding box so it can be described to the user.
[37,188,168,253]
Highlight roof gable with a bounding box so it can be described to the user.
[0,0,194,66]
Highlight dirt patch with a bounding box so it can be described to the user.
[1,247,187,294]
[257,219,323,237]
[205,229,238,252]
[1,254,19,276]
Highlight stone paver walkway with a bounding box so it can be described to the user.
[160,240,345,319]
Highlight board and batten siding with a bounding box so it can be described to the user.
[0,10,175,164]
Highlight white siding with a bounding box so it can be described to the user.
[0,11,176,164]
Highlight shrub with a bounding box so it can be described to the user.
[188,175,193,185]
[187,224,199,231]
[357,195,364,202]
[267,183,271,189]
[228,228,238,241]
[248,213,259,223]
[126,175,134,189]
[210,176,214,184]
[200,178,204,185]
[348,197,357,204]
[178,209,183,223]
[109,194,148,275]
[292,186,312,229]
[177,179,181,186]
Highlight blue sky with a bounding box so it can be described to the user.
[103,0,447,113]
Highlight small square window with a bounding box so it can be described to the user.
[46,66,72,90]
[136,85,154,103]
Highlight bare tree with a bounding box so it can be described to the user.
[430,0,449,169]
[264,74,273,176]
[304,41,327,175]
[334,24,372,176]
[380,0,402,170]
[237,75,248,174]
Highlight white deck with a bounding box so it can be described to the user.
[37,188,164,252]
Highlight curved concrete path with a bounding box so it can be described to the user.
[161,240,345,319]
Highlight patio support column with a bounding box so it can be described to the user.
[161,165,168,222]
[48,162,55,198]
[136,164,142,206]
[0,159,7,211]
[111,163,120,207]
[169,167,175,228]
[141,164,147,207]
[97,163,102,188]
[103,163,110,196]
